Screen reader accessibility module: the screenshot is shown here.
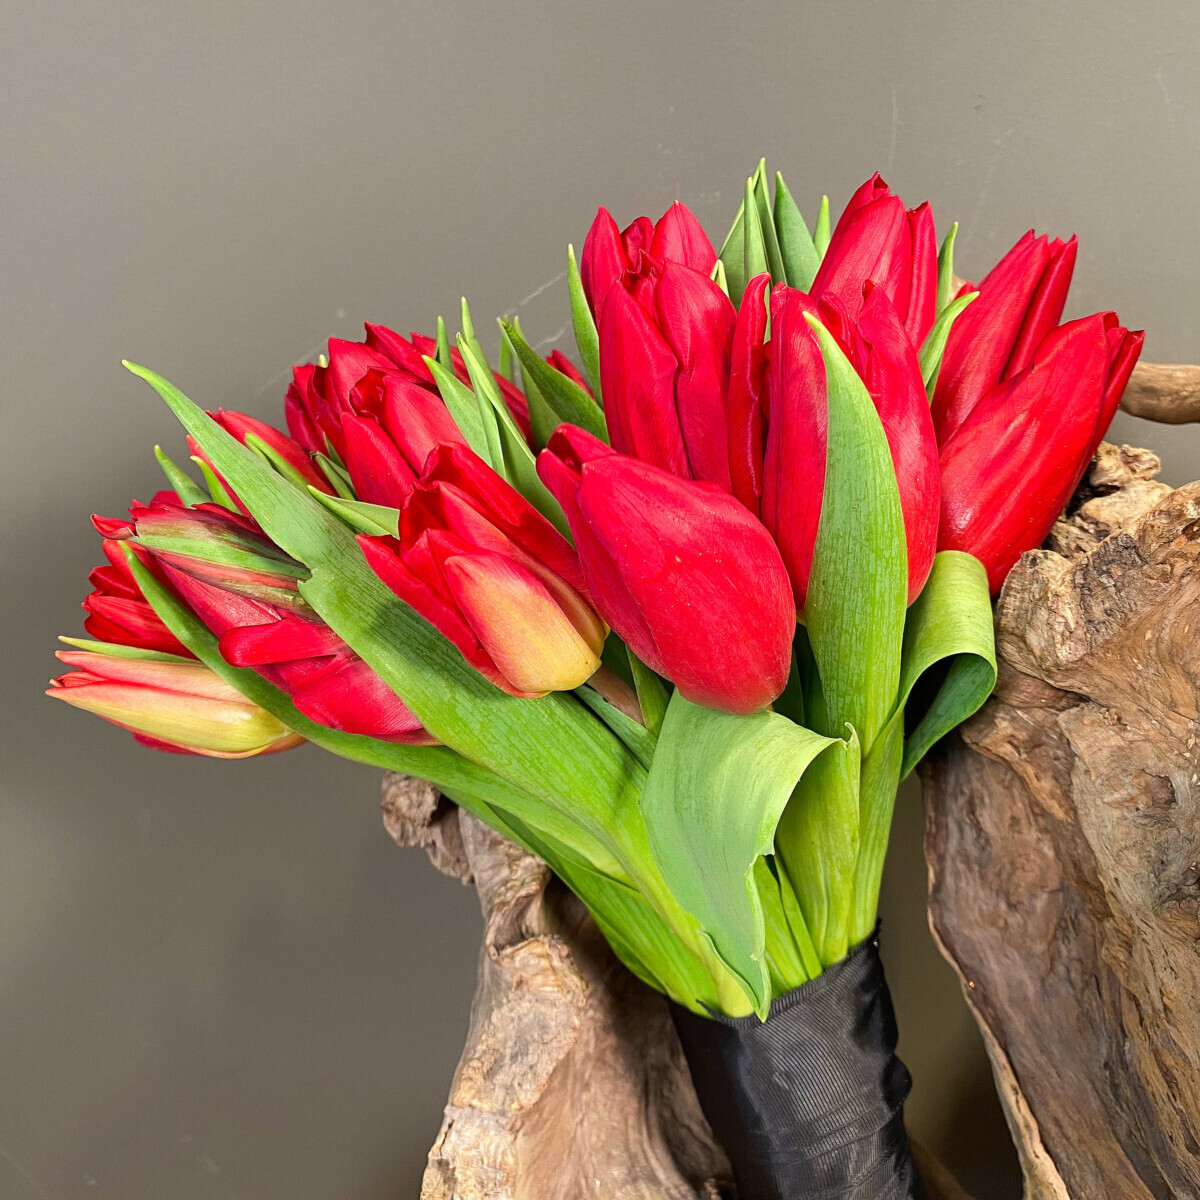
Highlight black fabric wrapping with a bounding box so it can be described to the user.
[669,929,920,1200]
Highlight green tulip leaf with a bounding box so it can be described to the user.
[308,488,400,536]
[627,649,669,737]
[425,356,494,464]
[123,362,647,870]
[57,635,194,664]
[802,315,907,756]
[751,160,786,286]
[567,243,602,402]
[813,195,831,258]
[243,432,315,494]
[774,726,861,967]
[154,445,208,507]
[191,456,239,511]
[741,176,770,301]
[897,549,997,778]
[773,171,821,291]
[457,334,569,537]
[573,684,656,770]
[936,221,959,316]
[919,291,977,398]
[640,692,839,1018]
[501,320,608,443]
[314,452,355,499]
[717,196,748,306]
[499,319,557,451]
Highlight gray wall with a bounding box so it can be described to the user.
[4,2,1198,1197]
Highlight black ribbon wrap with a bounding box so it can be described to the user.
[669,929,920,1200]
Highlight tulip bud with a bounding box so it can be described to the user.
[599,261,736,490]
[286,324,533,461]
[938,312,1144,592]
[751,285,939,608]
[360,443,606,697]
[340,369,467,508]
[580,202,717,317]
[82,513,194,657]
[810,174,938,347]
[130,497,433,743]
[537,425,794,715]
[932,230,1078,443]
[47,651,303,758]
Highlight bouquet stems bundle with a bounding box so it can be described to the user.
[49,159,1142,1198]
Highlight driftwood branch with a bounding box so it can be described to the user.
[1120,362,1200,424]
[922,442,1200,1199]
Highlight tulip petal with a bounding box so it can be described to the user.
[653,264,736,490]
[443,551,602,695]
[599,282,691,479]
[650,202,718,277]
[580,207,629,316]
[727,274,771,516]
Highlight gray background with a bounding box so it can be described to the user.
[4,2,1198,1197]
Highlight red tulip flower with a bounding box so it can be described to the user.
[599,261,736,490]
[579,202,718,317]
[938,311,1143,592]
[537,425,794,715]
[810,174,938,347]
[48,651,304,758]
[360,443,607,697]
[731,279,939,608]
[126,498,433,743]
[286,323,532,462]
[84,504,195,657]
[931,231,1079,443]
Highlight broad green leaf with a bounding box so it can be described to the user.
[58,635,194,664]
[154,445,207,507]
[750,160,786,285]
[122,363,648,871]
[192,456,238,511]
[499,319,557,450]
[501,321,608,443]
[851,707,904,941]
[315,452,355,499]
[640,693,838,1018]
[425,356,493,463]
[773,172,821,290]
[897,550,996,778]
[457,334,569,537]
[627,649,669,736]
[742,176,770,301]
[936,221,959,316]
[802,316,907,755]
[774,727,860,965]
[813,195,831,258]
[567,243,602,402]
[308,487,399,536]
[919,291,977,398]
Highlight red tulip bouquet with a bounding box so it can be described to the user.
[48,159,1141,1200]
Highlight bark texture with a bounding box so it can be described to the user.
[382,774,732,1200]
[922,442,1200,1199]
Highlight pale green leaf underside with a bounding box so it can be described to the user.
[640,693,838,1018]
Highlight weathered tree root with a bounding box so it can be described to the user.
[922,443,1200,1199]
